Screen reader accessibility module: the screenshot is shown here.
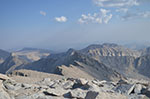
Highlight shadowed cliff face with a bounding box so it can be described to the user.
[0,49,10,64]
[134,47,150,78]
[0,54,29,74]
[141,47,150,56]
[135,55,150,78]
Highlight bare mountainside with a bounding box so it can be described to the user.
[135,55,150,78]
[0,48,53,74]
[0,49,10,64]
[0,54,29,74]
[1,43,150,81]
[79,43,150,79]
[15,49,123,81]
[80,44,140,73]
[80,43,141,57]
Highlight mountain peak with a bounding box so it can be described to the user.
[67,48,75,53]
[66,48,78,56]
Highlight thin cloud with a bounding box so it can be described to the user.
[116,8,128,13]
[55,16,67,22]
[94,0,139,7]
[93,0,150,22]
[122,11,150,20]
[40,11,46,16]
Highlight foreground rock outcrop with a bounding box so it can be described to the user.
[0,72,150,99]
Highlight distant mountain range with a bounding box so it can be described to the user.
[12,47,54,62]
[17,47,54,53]
[1,43,150,81]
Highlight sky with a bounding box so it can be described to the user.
[0,0,150,51]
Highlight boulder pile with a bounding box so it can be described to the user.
[0,74,150,99]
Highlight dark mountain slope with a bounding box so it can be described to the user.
[0,49,10,64]
[16,49,124,81]
[135,55,150,78]
[0,54,29,74]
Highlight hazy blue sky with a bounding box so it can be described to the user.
[0,0,150,51]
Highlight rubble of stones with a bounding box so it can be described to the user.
[0,74,150,99]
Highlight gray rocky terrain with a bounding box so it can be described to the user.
[1,43,150,99]
[0,70,150,99]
